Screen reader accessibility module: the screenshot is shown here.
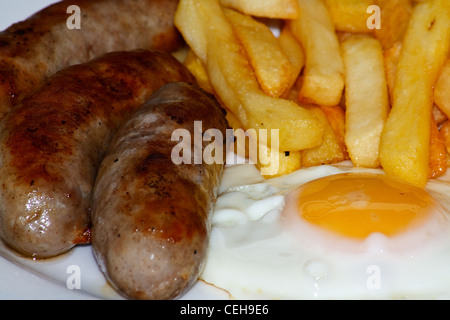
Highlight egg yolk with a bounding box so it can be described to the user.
[297,173,438,239]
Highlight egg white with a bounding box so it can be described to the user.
[200,162,450,299]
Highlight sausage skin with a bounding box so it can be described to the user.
[0,50,195,258]
[91,82,228,300]
[0,0,183,119]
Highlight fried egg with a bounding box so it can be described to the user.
[200,162,450,299]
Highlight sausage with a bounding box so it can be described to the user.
[0,50,195,258]
[91,82,228,300]
[0,0,183,119]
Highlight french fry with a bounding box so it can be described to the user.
[173,0,209,63]
[433,105,448,126]
[223,8,292,98]
[219,0,299,19]
[383,41,402,104]
[374,0,413,50]
[257,149,302,178]
[277,26,305,98]
[175,0,324,155]
[301,107,346,167]
[440,120,450,155]
[183,49,215,94]
[231,123,302,177]
[435,59,450,119]
[379,0,450,187]
[429,114,447,178]
[383,42,448,125]
[341,35,389,168]
[319,105,349,160]
[324,0,374,34]
[289,0,345,107]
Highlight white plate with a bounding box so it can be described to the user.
[0,0,229,300]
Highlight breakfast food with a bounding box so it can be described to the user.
[379,0,450,187]
[176,0,450,185]
[202,163,450,299]
[341,35,389,168]
[91,82,228,300]
[174,0,324,155]
[172,0,450,300]
[0,50,195,258]
[2,0,450,301]
[0,0,182,120]
[288,0,345,107]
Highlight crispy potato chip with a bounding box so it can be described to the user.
[379,0,450,187]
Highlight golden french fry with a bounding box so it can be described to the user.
[324,0,374,33]
[225,109,244,131]
[319,105,349,160]
[219,0,299,19]
[173,0,209,62]
[183,49,215,94]
[228,111,302,177]
[277,26,305,98]
[341,35,389,168]
[383,42,402,103]
[301,107,346,167]
[175,0,324,154]
[435,59,450,119]
[289,0,345,107]
[257,148,302,178]
[374,0,413,50]
[383,41,402,104]
[433,105,448,126]
[383,43,448,126]
[223,8,292,98]
[440,120,450,155]
[172,46,189,63]
[379,0,450,187]
[429,115,447,178]
[237,91,323,151]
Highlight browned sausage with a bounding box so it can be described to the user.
[0,50,195,258]
[0,0,183,119]
[91,82,228,300]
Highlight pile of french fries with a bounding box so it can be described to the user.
[175,0,450,188]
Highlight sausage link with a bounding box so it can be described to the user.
[91,82,228,300]
[0,50,195,258]
[0,0,182,118]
